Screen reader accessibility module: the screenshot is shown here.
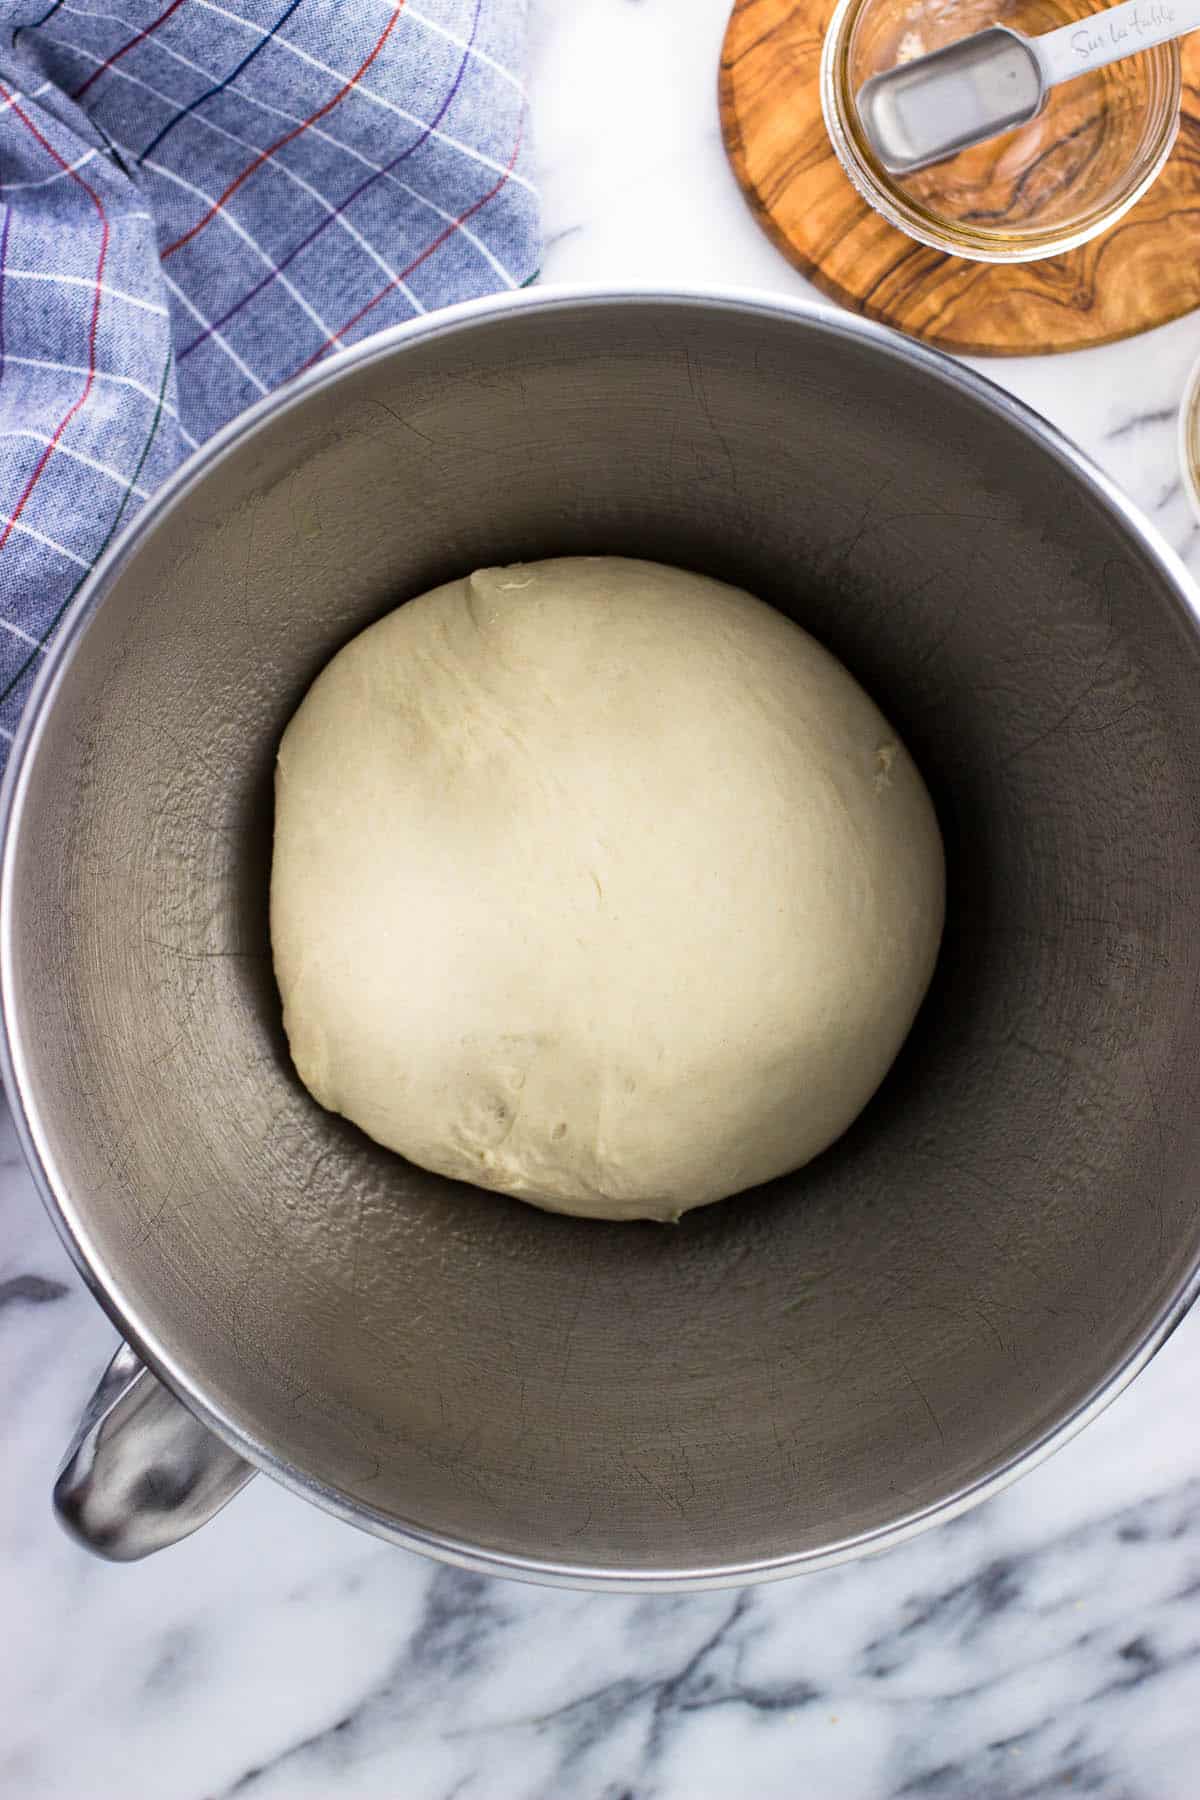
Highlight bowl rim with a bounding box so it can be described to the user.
[1178,347,1200,531]
[5,282,1200,1591]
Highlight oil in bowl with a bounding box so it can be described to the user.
[1179,349,1200,527]
[821,0,1181,260]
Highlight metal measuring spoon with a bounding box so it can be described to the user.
[856,0,1194,175]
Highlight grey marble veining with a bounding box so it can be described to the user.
[5,1,1200,1794]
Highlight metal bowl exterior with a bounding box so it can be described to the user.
[5,287,1200,1589]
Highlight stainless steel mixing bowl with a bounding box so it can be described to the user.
[6,289,1200,1587]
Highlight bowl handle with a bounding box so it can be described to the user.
[54,1343,255,1560]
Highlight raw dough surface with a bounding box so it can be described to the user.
[271,557,944,1222]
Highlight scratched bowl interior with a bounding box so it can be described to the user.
[8,294,1200,1580]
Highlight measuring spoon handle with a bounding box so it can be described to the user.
[1034,0,1200,89]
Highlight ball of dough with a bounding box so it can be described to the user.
[271,557,944,1223]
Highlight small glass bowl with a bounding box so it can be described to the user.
[1179,350,1200,527]
[820,0,1182,263]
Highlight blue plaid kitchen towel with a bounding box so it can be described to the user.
[0,0,538,743]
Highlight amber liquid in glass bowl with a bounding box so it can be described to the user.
[827,0,1181,258]
[1179,351,1200,526]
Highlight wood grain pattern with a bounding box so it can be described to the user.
[720,0,1200,355]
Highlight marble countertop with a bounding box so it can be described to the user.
[6,2,1200,1795]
